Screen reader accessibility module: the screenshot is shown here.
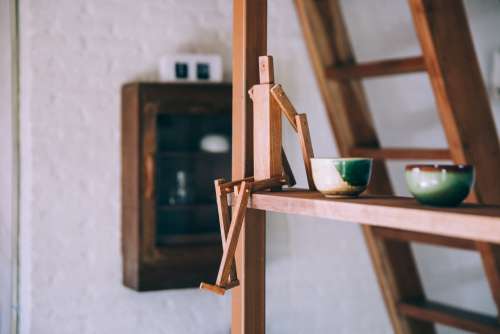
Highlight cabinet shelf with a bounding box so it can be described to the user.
[157,151,230,158]
[157,203,216,211]
[156,233,220,246]
[249,190,500,243]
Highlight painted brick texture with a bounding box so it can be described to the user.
[18,1,500,334]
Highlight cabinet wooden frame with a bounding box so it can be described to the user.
[121,82,231,291]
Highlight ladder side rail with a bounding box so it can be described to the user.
[409,0,500,318]
[294,1,434,333]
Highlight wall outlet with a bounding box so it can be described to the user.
[493,50,500,99]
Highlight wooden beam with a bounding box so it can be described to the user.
[326,56,426,80]
[294,1,433,332]
[409,0,500,318]
[232,1,267,333]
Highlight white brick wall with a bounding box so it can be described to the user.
[17,0,500,333]
[19,1,233,333]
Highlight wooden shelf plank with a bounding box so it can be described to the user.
[249,190,500,244]
[399,299,500,334]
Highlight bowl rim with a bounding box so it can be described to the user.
[310,157,373,162]
[405,164,473,172]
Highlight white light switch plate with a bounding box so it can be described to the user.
[493,50,500,99]
[159,54,223,83]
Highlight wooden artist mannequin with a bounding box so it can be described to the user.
[200,55,315,295]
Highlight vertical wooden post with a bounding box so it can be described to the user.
[232,1,267,333]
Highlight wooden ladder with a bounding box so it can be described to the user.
[295,0,500,333]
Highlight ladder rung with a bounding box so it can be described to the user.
[399,299,500,334]
[372,227,476,250]
[326,56,426,80]
[350,147,451,160]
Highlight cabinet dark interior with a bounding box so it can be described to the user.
[122,83,231,291]
[155,112,231,246]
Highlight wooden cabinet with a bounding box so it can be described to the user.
[121,83,231,291]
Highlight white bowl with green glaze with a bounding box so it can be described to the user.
[405,164,474,207]
[311,158,373,198]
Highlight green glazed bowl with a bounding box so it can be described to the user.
[311,158,372,198]
[405,164,474,207]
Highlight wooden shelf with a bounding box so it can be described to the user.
[248,190,500,244]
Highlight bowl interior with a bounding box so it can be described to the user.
[312,157,373,162]
[405,164,473,173]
